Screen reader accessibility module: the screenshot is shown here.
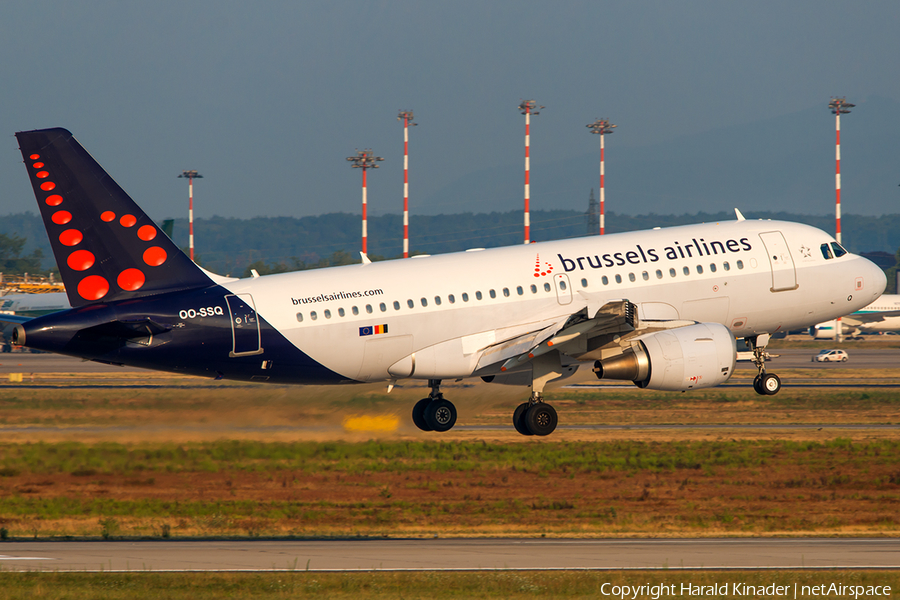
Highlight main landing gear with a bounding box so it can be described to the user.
[512,353,560,436]
[748,334,781,396]
[411,379,458,432]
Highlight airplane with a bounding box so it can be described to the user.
[4,128,886,436]
[810,294,900,339]
[0,291,70,351]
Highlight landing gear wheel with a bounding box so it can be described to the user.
[525,403,558,437]
[424,398,457,432]
[759,372,781,396]
[752,374,763,395]
[412,398,433,432]
[513,402,532,436]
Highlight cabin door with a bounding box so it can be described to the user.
[225,294,263,357]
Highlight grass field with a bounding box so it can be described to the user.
[0,570,896,600]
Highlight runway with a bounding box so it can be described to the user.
[0,538,898,572]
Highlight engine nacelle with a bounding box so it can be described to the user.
[593,323,735,391]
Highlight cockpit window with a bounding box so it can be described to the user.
[820,243,833,260]
[831,242,847,258]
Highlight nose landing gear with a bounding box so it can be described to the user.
[748,334,781,396]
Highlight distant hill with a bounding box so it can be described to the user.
[3,209,900,277]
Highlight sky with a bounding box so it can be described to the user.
[1,0,898,221]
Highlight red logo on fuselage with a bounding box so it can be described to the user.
[534,254,554,278]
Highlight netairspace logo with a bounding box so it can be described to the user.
[599,581,892,599]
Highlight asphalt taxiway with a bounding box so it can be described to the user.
[0,538,898,572]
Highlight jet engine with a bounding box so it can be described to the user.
[593,323,735,391]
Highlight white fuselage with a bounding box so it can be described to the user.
[212,219,883,382]
[811,294,900,338]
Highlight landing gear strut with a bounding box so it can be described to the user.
[511,354,560,436]
[748,334,781,396]
[411,379,457,432]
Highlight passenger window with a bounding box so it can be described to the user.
[530,285,537,294]
[559,280,567,290]
[655,270,662,279]
[407,299,414,308]
[434,296,442,305]
[517,286,524,295]
[338,308,346,317]
[602,276,609,285]
[324,309,331,319]
[669,268,676,277]
[696,265,703,274]
[421,298,428,307]
[448,294,456,304]
[683,266,690,275]
[580,279,587,288]
[723,262,730,271]
[642,271,649,281]
[543,283,551,292]
[393,301,400,310]
[615,274,622,284]
[709,263,717,273]
[737,260,744,269]
[352,306,359,315]
[379,302,386,312]
[366,305,373,314]
[503,288,510,297]
[628,273,635,282]
[831,242,847,258]
[476,291,483,300]
[489,289,496,299]
[296,313,303,322]
[311,311,318,320]
[821,243,833,259]
[462,293,469,302]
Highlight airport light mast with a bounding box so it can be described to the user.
[398,110,417,258]
[177,170,203,262]
[518,100,544,244]
[828,97,854,344]
[346,149,384,256]
[586,118,616,235]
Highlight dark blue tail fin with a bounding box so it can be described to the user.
[15,128,212,307]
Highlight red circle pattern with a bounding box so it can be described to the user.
[59,229,83,247]
[117,268,146,291]
[45,195,63,206]
[101,211,116,222]
[33,162,44,169]
[40,181,56,191]
[77,276,109,301]
[137,225,157,241]
[51,211,72,225]
[36,171,49,179]
[67,250,95,271]
[120,214,137,228]
[29,154,40,160]
[143,246,167,267]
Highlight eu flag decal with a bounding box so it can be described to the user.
[359,324,389,337]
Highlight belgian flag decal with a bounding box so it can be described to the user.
[359,324,388,337]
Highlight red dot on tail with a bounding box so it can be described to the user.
[33,162,44,169]
[117,268,145,291]
[51,210,72,225]
[77,276,109,301]
[120,214,137,227]
[45,195,63,207]
[143,246,167,267]
[101,211,116,222]
[36,171,49,179]
[137,225,157,241]
[67,250,95,271]
[29,154,40,160]
[59,229,83,246]
[40,181,56,191]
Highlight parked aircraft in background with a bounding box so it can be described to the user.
[0,292,70,317]
[810,294,900,339]
[3,128,886,436]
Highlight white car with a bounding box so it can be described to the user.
[813,349,849,363]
